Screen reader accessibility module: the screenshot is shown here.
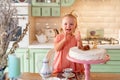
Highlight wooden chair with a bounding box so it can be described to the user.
[46,48,55,72]
[46,49,84,80]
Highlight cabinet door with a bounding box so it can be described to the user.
[91,49,120,73]
[61,0,75,6]
[51,7,60,16]
[107,49,120,60]
[41,7,51,16]
[32,0,60,6]
[32,7,41,16]
[29,48,51,73]
[14,48,30,72]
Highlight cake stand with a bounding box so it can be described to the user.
[67,54,110,80]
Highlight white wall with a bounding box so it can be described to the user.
[9,3,29,48]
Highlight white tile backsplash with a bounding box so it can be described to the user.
[67,0,120,39]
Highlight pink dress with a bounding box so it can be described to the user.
[53,33,84,74]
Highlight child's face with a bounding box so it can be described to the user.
[62,16,77,34]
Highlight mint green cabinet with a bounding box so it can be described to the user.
[5,48,29,73]
[61,0,75,6]
[51,7,60,16]
[91,49,120,73]
[6,48,51,73]
[32,0,60,6]
[12,48,30,72]
[32,7,41,16]
[42,7,51,16]
[41,7,60,16]
[31,0,75,16]
[32,7,60,16]
[6,48,120,73]
[29,48,51,73]
[31,0,60,17]
[32,0,75,7]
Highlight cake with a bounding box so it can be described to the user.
[69,47,107,61]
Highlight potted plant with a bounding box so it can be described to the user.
[0,0,29,79]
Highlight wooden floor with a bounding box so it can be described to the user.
[84,73,120,80]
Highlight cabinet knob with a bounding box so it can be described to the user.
[25,50,29,59]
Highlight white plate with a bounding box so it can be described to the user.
[46,77,60,80]
[62,73,75,78]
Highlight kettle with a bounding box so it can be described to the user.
[39,58,52,79]
[36,33,48,43]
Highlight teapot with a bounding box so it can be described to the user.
[36,33,48,43]
[38,58,52,79]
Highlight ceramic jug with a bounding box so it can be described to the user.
[39,58,51,79]
[36,33,48,43]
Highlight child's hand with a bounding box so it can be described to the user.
[75,31,81,41]
[75,31,83,48]
[63,32,72,41]
[63,32,67,42]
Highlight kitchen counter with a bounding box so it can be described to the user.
[29,41,54,49]
[29,41,120,49]
[95,44,120,49]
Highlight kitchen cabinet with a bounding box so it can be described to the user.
[61,0,75,7]
[5,48,28,72]
[32,0,75,7]
[32,6,60,16]
[32,7,41,16]
[29,48,51,73]
[9,48,30,72]
[32,0,60,6]
[31,0,75,16]
[91,49,120,73]
[5,48,30,72]
[51,7,60,16]
[31,0,60,17]
[41,7,51,16]
[42,7,61,16]
[6,48,51,73]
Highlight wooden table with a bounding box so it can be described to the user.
[5,72,58,80]
[18,73,43,80]
[6,72,83,80]
[67,54,110,80]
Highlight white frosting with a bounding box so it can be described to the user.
[69,47,107,61]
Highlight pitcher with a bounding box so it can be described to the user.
[36,33,48,43]
[39,57,51,79]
